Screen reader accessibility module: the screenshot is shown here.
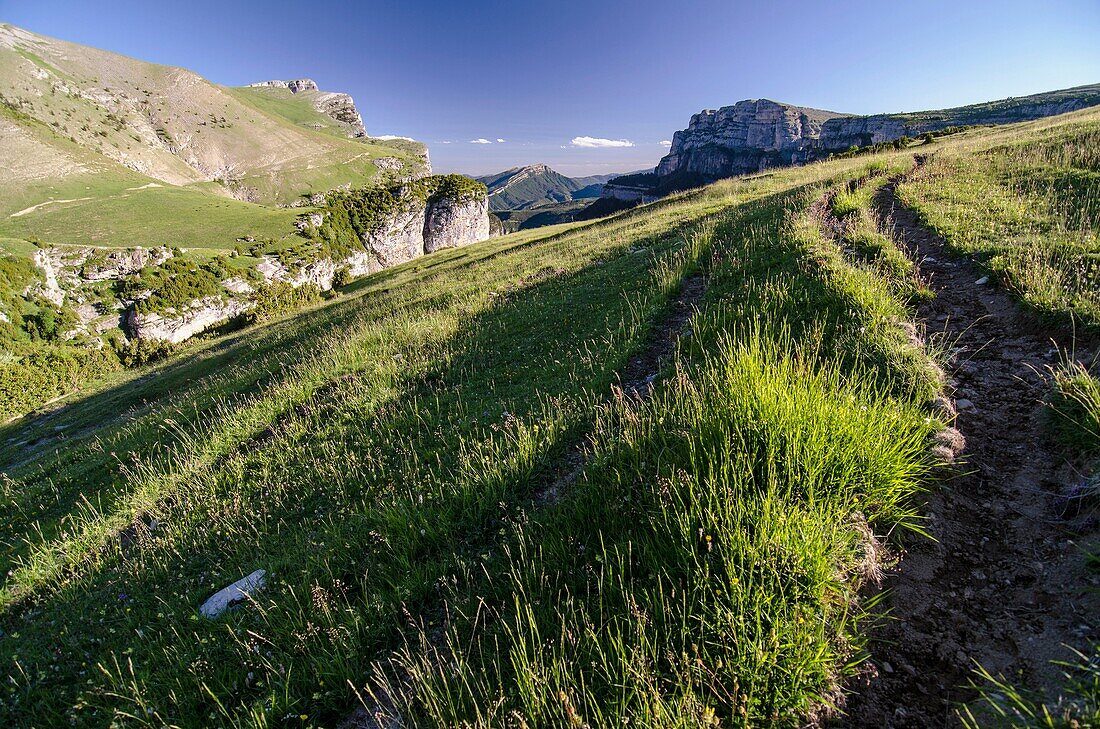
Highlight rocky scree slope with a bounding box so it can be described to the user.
[649,83,1100,184]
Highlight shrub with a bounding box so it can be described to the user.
[243,281,323,325]
[332,267,353,289]
[111,335,175,367]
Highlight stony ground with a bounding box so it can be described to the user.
[841,174,1099,727]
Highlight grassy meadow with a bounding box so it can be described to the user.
[0,145,950,727]
[1,106,1098,727]
[899,107,1100,328]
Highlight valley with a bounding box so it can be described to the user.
[0,16,1098,729]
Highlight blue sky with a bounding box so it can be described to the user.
[3,0,1098,176]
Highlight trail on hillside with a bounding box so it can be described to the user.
[344,264,708,729]
[841,172,1099,727]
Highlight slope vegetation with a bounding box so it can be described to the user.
[1,107,1098,727]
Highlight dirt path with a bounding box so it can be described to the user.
[842,175,1099,727]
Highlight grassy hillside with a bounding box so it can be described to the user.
[0,23,429,213]
[1,107,1097,727]
[899,116,1100,327]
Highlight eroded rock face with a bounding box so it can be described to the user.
[655,100,848,178]
[247,79,318,93]
[127,296,250,344]
[365,202,428,268]
[424,195,490,253]
[80,247,173,281]
[127,179,489,344]
[654,89,1100,183]
[314,92,366,137]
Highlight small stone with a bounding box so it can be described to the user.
[956,398,975,411]
[200,569,266,619]
[882,661,894,674]
[974,276,989,285]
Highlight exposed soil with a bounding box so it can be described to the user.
[841,173,1099,727]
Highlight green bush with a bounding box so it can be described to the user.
[22,300,79,342]
[119,257,230,315]
[243,281,323,325]
[0,345,120,421]
[110,334,175,367]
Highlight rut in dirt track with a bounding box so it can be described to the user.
[842,172,1099,727]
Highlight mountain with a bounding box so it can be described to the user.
[476,164,623,211]
[653,83,1100,182]
[4,100,1099,727]
[0,23,431,211]
[0,24,492,422]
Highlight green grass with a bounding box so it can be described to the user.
[0,171,301,249]
[3,101,1098,728]
[1048,360,1100,456]
[225,87,356,139]
[962,648,1100,728]
[0,147,947,726]
[898,109,1100,328]
[830,160,931,303]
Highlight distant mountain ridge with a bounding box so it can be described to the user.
[476,164,623,211]
[654,83,1100,181]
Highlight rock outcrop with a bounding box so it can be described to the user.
[247,79,319,93]
[653,84,1100,183]
[248,78,366,137]
[423,194,490,253]
[313,91,366,137]
[127,176,490,343]
[655,100,847,178]
[127,295,250,344]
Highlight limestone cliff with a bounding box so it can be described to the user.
[655,100,847,178]
[127,176,490,343]
[653,84,1100,183]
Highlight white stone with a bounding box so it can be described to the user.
[199,569,267,619]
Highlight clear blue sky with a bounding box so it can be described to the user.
[3,0,1098,176]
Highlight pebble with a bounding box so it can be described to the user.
[975,277,989,285]
[956,398,975,411]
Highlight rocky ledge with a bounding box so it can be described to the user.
[128,176,490,343]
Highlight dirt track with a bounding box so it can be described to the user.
[841,174,1099,727]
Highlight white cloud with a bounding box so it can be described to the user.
[374,135,415,141]
[470,138,493,144]
[496,138,506,143]
[659,140,673,146]
[571,136,634,148]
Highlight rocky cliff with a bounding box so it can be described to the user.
[248,78,367,137]
[126,176,490,342]
[655,100,847,178]
[654,83,1100,182]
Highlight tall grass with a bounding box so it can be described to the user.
[898,113,1100,328]
[1048,359,1100,456]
